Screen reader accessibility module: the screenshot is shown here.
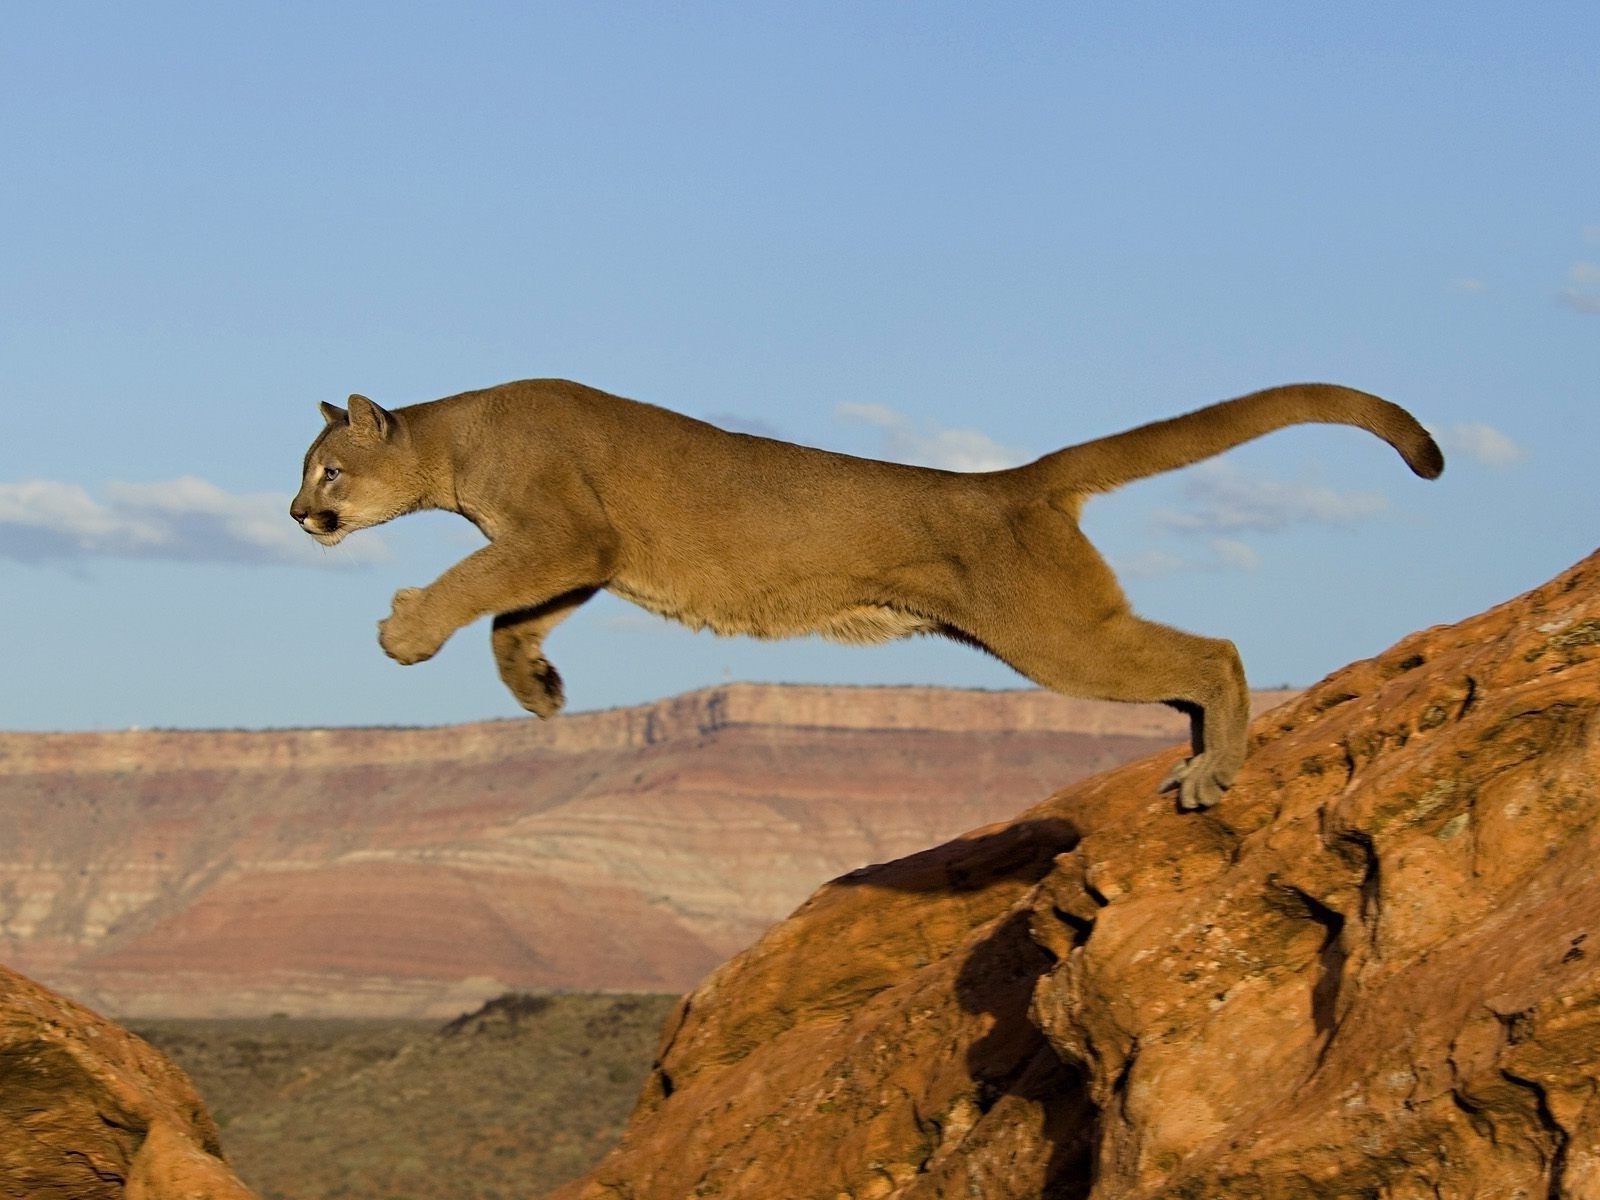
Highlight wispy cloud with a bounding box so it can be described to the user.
[1209,537,1262,571]
[1449,278,1488,294]
[1153,461,1388,535]
[1129,462,1390,575]
[1559,259,1600,314]
[0,477,387,567]
[835,402,1023,472]
[597,610,676,634]
[1437,422,1528,468]
[1119,537,1261,578]
[705,411,784,439]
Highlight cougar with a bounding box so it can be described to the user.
[291,379,1442,810]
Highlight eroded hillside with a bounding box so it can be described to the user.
[556,552,1600,1199]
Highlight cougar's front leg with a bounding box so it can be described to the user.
[378,537,606,667]
[491,588,597,717]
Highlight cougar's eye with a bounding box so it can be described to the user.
[323,466,341,482]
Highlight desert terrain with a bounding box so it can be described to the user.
[0,683,1291,1018]
[132,994,677,1200]
[9,552,1600,1199]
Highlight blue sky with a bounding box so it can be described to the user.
[2,2,1595,730]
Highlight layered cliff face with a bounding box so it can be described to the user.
[0,684,1291,1018]
[557,551,1600,1200]
[0,963,255,1200]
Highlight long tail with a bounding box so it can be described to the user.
[1020,383,1444,497]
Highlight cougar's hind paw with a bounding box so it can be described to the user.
[1161,756,1229,812]
[1160,757,1192,794]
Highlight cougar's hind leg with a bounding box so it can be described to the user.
[491,587,597,717]
[1144,626,1249,811]
[993,611,1249,810]
[955,511,1250,811]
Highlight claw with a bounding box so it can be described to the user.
[1178,777,1220,811]
[1160,755,1227,811]
[1160,758,1192,793]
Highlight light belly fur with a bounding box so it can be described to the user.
[606,577,934,644]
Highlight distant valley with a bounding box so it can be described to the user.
[0,683,1295,1017]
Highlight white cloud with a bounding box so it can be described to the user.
[1559,260,1600,314]
[835,402,1023,472]
[705,411,784,439]
[1209,537,1262,571]
[1438,422,1528,468]
[1450,278,1488,294]
[598,610,676,634]
[1119,537,1262,578]
[1118,548,1190,578]
[0,477,388,568]
[1129,457,1430,575]
[1153,461,1388,535]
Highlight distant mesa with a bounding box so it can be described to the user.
[0,681,1293,1019]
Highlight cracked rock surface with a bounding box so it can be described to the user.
[0,964,256,1200]
[557,550,1600,1200]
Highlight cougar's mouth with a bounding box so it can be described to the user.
[301,512,343,542]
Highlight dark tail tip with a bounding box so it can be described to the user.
[1411,435,1446,480]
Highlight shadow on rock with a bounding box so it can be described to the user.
[835,814,1096,1197]
[833,815,1081,895]
[954,909,1095,1198]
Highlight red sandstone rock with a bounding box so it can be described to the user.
[0,963,254,1200]
[557,551,1600,1199]
[0,685,1287,1017]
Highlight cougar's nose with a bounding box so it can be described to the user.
[291,505,309,525]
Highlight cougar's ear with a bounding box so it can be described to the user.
[320,400,347,426]
[347,394,396,441]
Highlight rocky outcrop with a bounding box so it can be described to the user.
[0,963,254,1200]
[0,685,1288,1018]
[557,551,1600,1199]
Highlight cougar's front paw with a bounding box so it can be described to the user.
[379,587,446,665]
[492,623,565,718]
[1160,755,1231,812]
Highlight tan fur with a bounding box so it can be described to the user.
[292,380,1442,810]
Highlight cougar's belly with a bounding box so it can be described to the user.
[606,576,934,645]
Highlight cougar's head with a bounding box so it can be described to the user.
[291,395,426,545]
